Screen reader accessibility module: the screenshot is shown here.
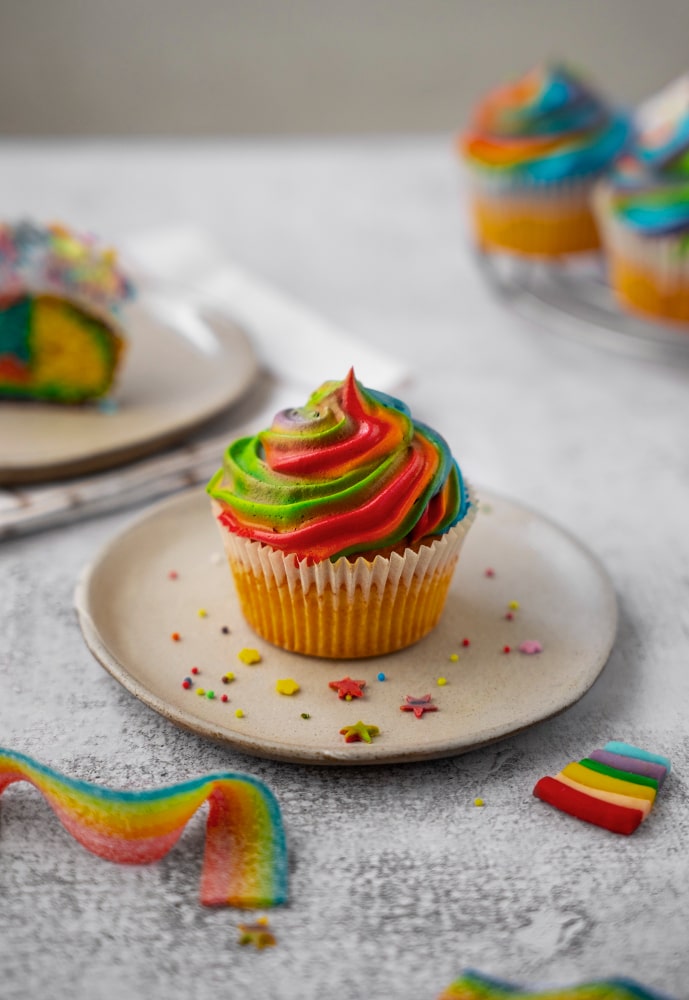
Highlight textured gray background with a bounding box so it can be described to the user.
[1,139,689,999]
[1,0,689,134]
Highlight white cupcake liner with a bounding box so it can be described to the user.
[466,166,604,204]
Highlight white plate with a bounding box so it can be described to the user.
[477,249,689,363]
[75,488,618,766]
[0,296,258,484]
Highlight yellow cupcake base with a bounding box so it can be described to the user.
[470,189,600,257]
[229,560,457,659]
[609,255,689,324]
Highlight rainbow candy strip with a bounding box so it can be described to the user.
[438,969,674,999]
[0,748,287,909]
[533,741,671,836]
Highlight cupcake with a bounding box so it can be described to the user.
[207,370,475,658]
[0,221,133,403]
[594,76,689,322]
[460,64,631,257]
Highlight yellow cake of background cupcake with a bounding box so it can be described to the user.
[594,75,689,323]
[0,221,133,403]
[459,64,631,257]
[207,370,475,659]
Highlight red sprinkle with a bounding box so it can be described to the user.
[171,632,181,642]
[182,680,191,689]
[505,612,514,621]
[485,568,495,578]
[221,694,229,703]
[503,645,511,654]
[191,666,199,675]
[462,638,470,647]
[168,571,178,580]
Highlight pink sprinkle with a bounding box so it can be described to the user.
[505,612,514,621]
[519,640,543,655]
[168,571,178,580]
[484,568,495,578]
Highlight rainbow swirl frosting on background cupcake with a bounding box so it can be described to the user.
[463,64,630,187]
[209,368,470,563]
[208,371,474,658]
[604,76,689,241]
[460,65,630,256]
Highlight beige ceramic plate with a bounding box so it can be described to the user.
[75,488,618,765]
[0,297,258,484]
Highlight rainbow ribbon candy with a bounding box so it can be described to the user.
[438,969,675,999]
[533,741,671,836]
[0,748,287,909]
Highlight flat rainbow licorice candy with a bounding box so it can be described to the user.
[533,741,671,836]
[0,748,287,909]
[437,969,675,999]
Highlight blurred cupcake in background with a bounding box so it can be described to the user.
[594,75,689,323]
[460,64,631,257]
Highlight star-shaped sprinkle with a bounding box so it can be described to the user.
[237,917,276,949]
[519,640,543,655]
[400,694,438,719]
[329,676,366,700]
[339,721,380,744]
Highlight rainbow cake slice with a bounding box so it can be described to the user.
[533,741,671,836]
[0,221,133,403]
[438,969,674,999]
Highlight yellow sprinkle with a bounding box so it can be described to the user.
[437,677,447,686]
[198,609,208,618]
[345,693,352,702]
[508,600,520,611]
[238,648,262,665]
[257,916,269,926]
[474,798,484,807]
[235,709,244,718]
[196,688,206,697]
[223,672,235,682]
[276,678,300,696]
[449,653,459,662]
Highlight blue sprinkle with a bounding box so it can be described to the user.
[98,398,119,414]
[377,672,386,682]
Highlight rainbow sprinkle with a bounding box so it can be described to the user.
[0,747,287,909]
[438,970,674,999]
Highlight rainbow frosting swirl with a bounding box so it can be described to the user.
[439,970,674,999]
[606,78,689,240]
[208,369,471,562]
[462,65,630,186]
[0,747,287,909]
